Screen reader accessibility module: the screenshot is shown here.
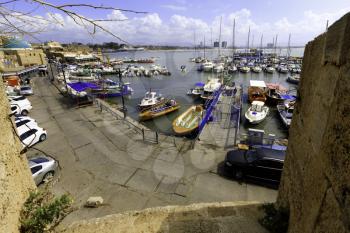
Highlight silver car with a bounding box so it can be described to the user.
[28,156,58,185]
[19,85,33,95]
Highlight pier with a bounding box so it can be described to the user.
[197,85,242,148]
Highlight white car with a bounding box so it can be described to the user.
[17,124,47,147]
[9,96,32,116]
[15,118,38,129]
[19,85,33,95]
[28,156,58,185]
[14,115,37,124]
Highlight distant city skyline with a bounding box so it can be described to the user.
[13,0,350,46]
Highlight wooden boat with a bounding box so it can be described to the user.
[248,80,267,103]
[172,105,203,135]
[265,83,288,105]
[277,100,295,128]
[139,99,180,121]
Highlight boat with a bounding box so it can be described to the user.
[240,66,251,73]
[277,65,289,73]
[187,82,205,97]
[252,66,262,73]
[286,75,300,84]
[180,65,186,72]
[93,80,133,98]
[245,101,269,124]
[248,80,267,103]
[277,100,295,128]
[139,91,164,109]
[201,78,222,100]
[139,99,180,121]
[213,63,224,73]
[203,62,214,72]
[264,66,275,73]
[172,105,203,135]
[227,65,237,73]
[265,83,288,105]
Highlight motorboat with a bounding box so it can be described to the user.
[139,99,180,121]
[187,82,205,97]
[252,66,262,73]
[265,83,288,105]
[248,80,267,103]
[139,91,164,109]
[278,65,289,74]
[240,66,251,73]
[203,62,214,72]
[277,100,295,128]
[172,105,203,135]
[245,101,269,124]
[213,63,224,73]
[201,78,222,100]
[286,75,300,84]
[264,66,275,73]
[228,65,238,73]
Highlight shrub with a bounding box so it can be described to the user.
[259,203,289,233]
[20,189,73,233]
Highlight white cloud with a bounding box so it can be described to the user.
[33,8,350,46]
[161,4,187,11]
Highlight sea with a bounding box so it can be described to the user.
[105,48,305,139]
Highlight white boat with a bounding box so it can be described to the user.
[286,75,300,84]
[277,100,295,128]
[245,101,269,124]
[203,62,214,72]
[139,91,164,109]
[213,63,224,73]
[201,78,222,99]
[252,66,262,73]
[240,66,251,73]
[187,82,205,96]
[278,66,289,73]
[265,66,275,73]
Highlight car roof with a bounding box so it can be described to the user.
[256,148,286,161]
[29,157,50,164]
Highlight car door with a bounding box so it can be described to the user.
[21,129,38,147]
[31,165,43,185]
[252,159,283,182]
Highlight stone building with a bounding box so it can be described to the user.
[0,37,47,73]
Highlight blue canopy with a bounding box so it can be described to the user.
[280,95,296,101]
[67,82,99,92]
[195,82,205,87]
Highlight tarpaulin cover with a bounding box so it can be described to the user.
[67,82,99,92]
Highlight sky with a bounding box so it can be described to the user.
[10,0,350,46]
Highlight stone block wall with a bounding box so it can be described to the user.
[277,13,350,233]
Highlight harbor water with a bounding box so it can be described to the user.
[105,48,304,139]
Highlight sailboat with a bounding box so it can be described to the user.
[173,105,203,135]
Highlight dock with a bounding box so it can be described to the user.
[198,86,242,148]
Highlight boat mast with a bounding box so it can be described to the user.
[204,35,206,59]
[211,27,213,48]
[274,34,278,57]
[287,33,291,59]
[247,26,251,56]
[232,18,236,59]
[194,30,197,57]
[260,34,263,62]
[218,16,222,58]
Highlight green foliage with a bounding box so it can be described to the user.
[259,203,289,233]
[20,189,73,233]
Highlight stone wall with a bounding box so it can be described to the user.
[277,13,350,233]
[59,202,267,233]
[0,80,35,233]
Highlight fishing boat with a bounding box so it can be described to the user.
[265,83,288,105]
[248,80,267,103]
[277,100,295,128]
[139,91,164,109]
[286,75,300,84]
[172,105,203,135]
[201,78,222,100]
[139,99,180,121]
[187,82,205,97]
[245,101,269,124]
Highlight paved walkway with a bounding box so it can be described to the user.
[27,76,277,227]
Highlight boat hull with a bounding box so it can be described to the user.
[139,104,180,121]
[172,105,203,135]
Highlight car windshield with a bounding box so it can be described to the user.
[11,96,26,101]
[20,129,38,141]
[16,119,30,127]
[30,157,49,164]
[21,87,31,90]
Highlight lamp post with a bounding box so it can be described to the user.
[118,68,127,118]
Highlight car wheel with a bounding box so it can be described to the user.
[21,110,28,116]
[234,169,243,180]
[39,134,47,141]
[43,171,54,183]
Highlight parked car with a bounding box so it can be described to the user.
[28,156,58,185]
[17,124,47,147]
[224,147,285,183]
[9,96,32,116]
[19,85,33,95]
[15,118,38,129]
[14,115,36,123]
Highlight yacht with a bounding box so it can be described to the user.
[203,62,214,72]
[213,63,224,73]
[240,66,251,73]
[252,66,262,73]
